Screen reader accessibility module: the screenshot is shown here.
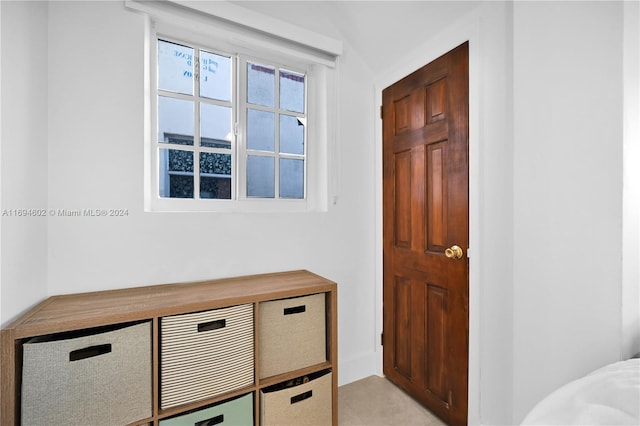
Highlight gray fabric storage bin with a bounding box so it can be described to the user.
[259,293,326,378]
[260,370,332,426]
[21,321,152,426]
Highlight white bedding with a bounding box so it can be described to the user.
[522,358,640,425]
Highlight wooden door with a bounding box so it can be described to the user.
[382,42,469,426]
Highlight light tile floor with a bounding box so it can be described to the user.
[338,375,446,425]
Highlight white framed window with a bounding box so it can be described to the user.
[152,35,308,209]
[133,1,342,213]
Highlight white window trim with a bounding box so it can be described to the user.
[168,0,342,59]
[131,0,341,213]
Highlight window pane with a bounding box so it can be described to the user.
[280,158,304,199]
[201,103,232,148]
[159,149,193,198]
[158,96,194,145]
[247,109,275,152]
[247,62,275,107]
[280,115,304,155]
[158,40,193,95]
[200,51,231,101]
[280,70,305,113]
[247,155,274,198]
[200,152,231,199]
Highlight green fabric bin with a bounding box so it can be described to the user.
[160,393,253,426]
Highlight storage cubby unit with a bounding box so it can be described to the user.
[0,270,337,426]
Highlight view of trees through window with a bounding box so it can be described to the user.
[156,39,306,201]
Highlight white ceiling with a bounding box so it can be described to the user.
[232,1,483,77]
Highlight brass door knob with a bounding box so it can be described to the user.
[445,245,464,260]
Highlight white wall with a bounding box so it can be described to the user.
[41,0,376,386]
[513,1,624,422]
[0,2,635,425]
[0,1,49,324]
[623,0,640,361]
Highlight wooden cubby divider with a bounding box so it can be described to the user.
[0,270,338,426]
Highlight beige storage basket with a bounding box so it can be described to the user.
[260,370,332,426]
[21,321,152,426]
[259,293,326,379]
[161,304,254,409]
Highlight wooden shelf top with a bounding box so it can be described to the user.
[4,270,336,338]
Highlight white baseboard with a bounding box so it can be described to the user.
[337,352,379,386]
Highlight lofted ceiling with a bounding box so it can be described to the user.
[232,1,483,77]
